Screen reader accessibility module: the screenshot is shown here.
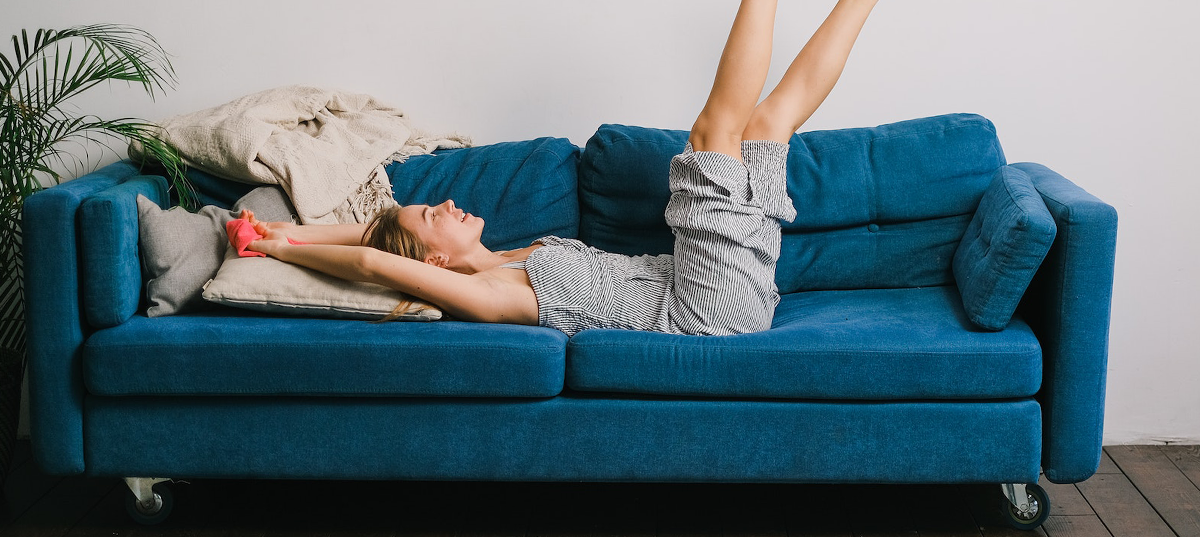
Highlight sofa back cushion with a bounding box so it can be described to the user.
[387,137,581,251]
[177,136,582,253]
[953,165,1057,331]
[578,113,1007,293]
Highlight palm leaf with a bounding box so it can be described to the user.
[34,116,197,209]
[1,23,192,209]
[0,23,185,361]
[2,25,175,95]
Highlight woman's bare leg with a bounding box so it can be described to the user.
[689,0,779,160]
[743,0,878,143]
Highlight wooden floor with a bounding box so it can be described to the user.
[2,441,1199,537]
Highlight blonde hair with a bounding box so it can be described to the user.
[362,206,431,322]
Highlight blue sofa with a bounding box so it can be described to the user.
[22,113,1118,528]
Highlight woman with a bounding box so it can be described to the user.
[245,0,878,336]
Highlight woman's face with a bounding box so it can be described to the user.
[396,200,485,264]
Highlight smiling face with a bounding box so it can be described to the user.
[396,200,485,267]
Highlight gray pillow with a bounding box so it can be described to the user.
[137,186,297,317]
[230,185,298,223]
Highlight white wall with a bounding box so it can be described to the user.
[6,1,1198,444]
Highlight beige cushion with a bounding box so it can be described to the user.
[202,247,442,321]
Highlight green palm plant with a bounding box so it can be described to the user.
[0,24,191,482]
[1,23,192,348]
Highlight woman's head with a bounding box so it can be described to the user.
[363,200,485,270]
[361,206,431,323]
[362,206,429,262]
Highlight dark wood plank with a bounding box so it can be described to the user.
[783,485,852,537]
[72,479,273,537]
[151,479,280,537]
[902,485,980,537]
[5,476,117,537]
[68,481,255,537]
[0,457,63,529]
[9,439,32,470]
[1075,473,1174,537]
[393,481,459,537]
[1096,451,1121,475]
[845,485,917,537]
[453,482,530,537]
[618,483,674,537]
[960,484,1048,537]
[1163,445,1200,490]
[1107,445,1200,537]
[14,450,1200,537]
[259,479,398,537]
[525,482,657,537]
[61,485,133,537]
[1037,480,1094,517]
[719,483,789,537]
[656,483,724,537]
[1040,515,1112,537]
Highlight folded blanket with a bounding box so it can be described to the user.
[133,85,471,224]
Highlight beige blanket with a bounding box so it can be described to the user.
[136,85,470,224]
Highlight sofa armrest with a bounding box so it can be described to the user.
[22,160,144,475]
[79,175,169,328]
[1011,162,1118,484]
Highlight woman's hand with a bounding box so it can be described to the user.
[245,219,293,258]
[239,209,295,239]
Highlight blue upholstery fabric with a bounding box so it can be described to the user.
[388,137,581,250]
[22,160,143,475]
[84,314,566,397]
[79,175,169,328]
[23,118,1114,490]
[83,394,1041,484]
[1011,163,1118,484]
[184,167,255,209]
[954,166,1056,330]
[568,286,1041,399]
[578,125,682,256]
[577,114,1007,293]
[179,139,582,251]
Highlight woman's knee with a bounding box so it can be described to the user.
[688,118,745,158]
[688,134,743,159]
[742,105,796,144]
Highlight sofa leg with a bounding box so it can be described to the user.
[123,477,174,525]
[1001,483,1030,513]
[999,482,1050,530]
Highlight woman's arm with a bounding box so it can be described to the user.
[239,210,368,246]
[249,235,534,324]
[284,223,370,246]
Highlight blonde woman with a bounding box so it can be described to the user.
[245,0,878,336]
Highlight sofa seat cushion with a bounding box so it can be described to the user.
[84,313,567,397]
[566,286,1040,400]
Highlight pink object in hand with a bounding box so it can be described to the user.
[226,218,308,257]
[226,218,267,257]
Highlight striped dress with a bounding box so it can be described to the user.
[522,140,797,336]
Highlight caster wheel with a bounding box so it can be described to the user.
[125,482,174,525]
[1001,483,1050,531]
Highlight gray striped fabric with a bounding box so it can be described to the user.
[524,140,796,336]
